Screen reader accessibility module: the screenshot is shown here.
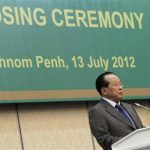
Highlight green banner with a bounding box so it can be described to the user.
[0,0,150,103]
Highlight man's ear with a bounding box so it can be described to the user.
[101,87,107,95]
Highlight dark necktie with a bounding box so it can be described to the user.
[115,103,137,128]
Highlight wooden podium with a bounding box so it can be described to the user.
[111,127,150,150]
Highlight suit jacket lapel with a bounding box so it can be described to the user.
[121,103,140,129]
[100,99,135,128]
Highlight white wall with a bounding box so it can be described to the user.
[0,100,149,150]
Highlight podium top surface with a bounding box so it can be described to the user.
[112,127,150,150]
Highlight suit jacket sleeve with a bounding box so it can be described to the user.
[89,107,123,150]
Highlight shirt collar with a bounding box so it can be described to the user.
[102,97,120,107]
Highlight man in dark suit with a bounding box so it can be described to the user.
[89,72,144,150]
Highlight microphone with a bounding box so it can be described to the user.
[134,103,150,111]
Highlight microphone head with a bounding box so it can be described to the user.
[134,103,142,107]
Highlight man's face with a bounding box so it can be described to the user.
[102,74,124,102]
